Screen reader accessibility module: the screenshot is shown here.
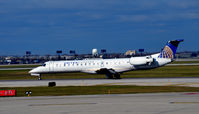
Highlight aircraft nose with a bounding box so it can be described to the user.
[29,68,38,74]
[29,69,35,74]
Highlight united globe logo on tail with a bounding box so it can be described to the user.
[158,39,184,59]
[159,46,174,59]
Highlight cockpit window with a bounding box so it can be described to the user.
[41,63,46,67]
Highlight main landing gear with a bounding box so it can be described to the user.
[106,73,121,79]
[114,73,121,79]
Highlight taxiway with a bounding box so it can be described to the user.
[1,93,199,114]
[1,78,199,87]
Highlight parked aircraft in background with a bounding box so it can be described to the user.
[29,39,184,80]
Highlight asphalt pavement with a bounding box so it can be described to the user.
[1,93,199,114]
[1,78,199,87]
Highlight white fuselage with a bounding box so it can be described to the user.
[29,53,172,75]
[29,39,183,79]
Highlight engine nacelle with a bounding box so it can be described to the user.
[129,56,153,65]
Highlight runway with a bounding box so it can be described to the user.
[1,78,199,87]
[0,67,33,70]
[1,93,199,114]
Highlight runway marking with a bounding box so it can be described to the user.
[29,103,97,106]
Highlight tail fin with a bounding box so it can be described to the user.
[158,39,184,59]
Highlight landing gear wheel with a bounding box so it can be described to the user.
[38,75,42,80]
[114,73,121,79]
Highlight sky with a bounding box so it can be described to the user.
[0,0,199,55]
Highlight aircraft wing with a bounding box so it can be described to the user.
[96,68,121,79]
[96,68,117,74]
[82,68,121,79]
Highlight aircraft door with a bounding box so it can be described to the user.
[49,61,54,72]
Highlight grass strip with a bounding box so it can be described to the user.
[1,85,199,97]
[0,65,199,80]
[0,64,39,68]
[171,61,199,64]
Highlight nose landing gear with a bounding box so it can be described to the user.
[38,74,42,80]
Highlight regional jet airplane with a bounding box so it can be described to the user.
[29,39,184,80]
